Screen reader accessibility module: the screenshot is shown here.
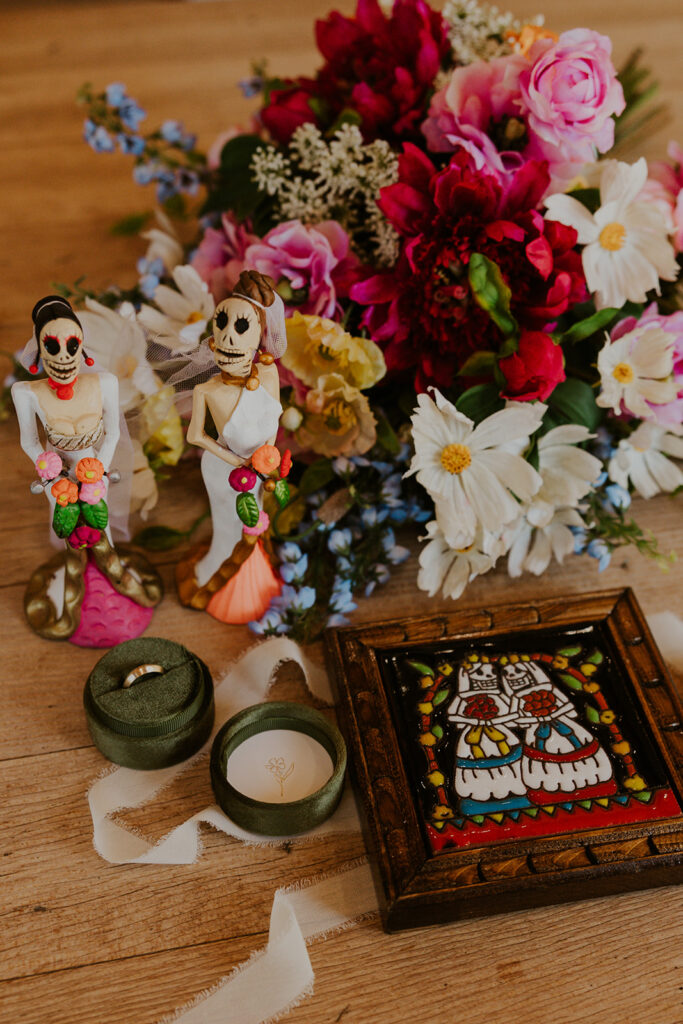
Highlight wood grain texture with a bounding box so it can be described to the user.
[1,1,682,1021]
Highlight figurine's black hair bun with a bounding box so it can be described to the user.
[32,295,82,339]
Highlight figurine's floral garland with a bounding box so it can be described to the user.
[410,645,650,831]
[7,0,681,643]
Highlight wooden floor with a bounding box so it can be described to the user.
[1,2,682,1022]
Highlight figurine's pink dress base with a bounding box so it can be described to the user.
[71,559,154,647]
[206,541,281,624]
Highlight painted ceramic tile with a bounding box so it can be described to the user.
[379,623,682,853]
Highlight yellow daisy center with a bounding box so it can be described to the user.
[440,443,472,474]
[599,222,626,251]
[186,310,204,324]
[612,361,634,383]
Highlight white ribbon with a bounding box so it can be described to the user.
[88,636,363,864]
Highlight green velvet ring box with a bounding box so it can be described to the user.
[210,701,347,835]
[84,637,215,769]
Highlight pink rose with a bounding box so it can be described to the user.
[611,303,683,428]
[79,480,107,505]
[191,214,258,303]
[244,220,358,318]
[520,29,625,166]
[35,451,62,481]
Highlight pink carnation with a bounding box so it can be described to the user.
[520,29,625,168]
[79,480,107,505]
[244,220,358,318]
[611,303,683,428]
[35,450,62,481]
[191,214,258,303]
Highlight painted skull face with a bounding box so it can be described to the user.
[460,661,499,693]
[211,297,261,377]
[500,661,549,695]
[39,317,83,385]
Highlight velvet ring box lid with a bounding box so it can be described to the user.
[84,637,215,769]
[210,701,347,835]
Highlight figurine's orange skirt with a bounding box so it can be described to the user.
[206,541,281,625]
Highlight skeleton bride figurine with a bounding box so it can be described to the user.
[13,295,163,645]
[175,270,285,624]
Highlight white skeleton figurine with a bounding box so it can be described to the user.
[447,658,529,815]
[13,295,119,541]
[500,659,616,804]
[12,295,162,641]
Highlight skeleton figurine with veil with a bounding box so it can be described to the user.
[175,270,286,624]
[13,295,163,645]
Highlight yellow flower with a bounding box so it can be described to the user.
[298,373,376,457]
[142,386,184,467]
[283,311,386,390]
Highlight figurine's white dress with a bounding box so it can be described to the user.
[195,384,282,587]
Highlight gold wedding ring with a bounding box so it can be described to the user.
[122,663,165,689]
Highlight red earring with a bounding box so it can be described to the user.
[83,348,95,367]
[29,352,39,374]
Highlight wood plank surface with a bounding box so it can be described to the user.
[1,1,682,1022]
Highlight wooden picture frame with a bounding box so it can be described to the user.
[325,589,683,931]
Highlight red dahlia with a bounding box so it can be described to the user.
[350,147,586,391]
[261,0,450,146]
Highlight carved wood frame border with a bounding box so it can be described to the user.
[325,588,683,931]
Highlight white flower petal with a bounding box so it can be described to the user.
[600,157,648,208]
[462,461,520,533]
[545,194,598,244]
[476,448,542,502]
[523,527,552,576]
[507,520,532,578]
[469,403,544,452]
[644,449,683,493]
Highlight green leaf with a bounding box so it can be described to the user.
[557,645,582,657]
[457,350,496,377]
[375,414,401,455]
[273,478,290,508]
[109,211,152,237]
[52,502,80,539]
[298,458,335,496]
[433,689,450,707]
[585,650,604,665]
[561,308,620,345]
[407,661,434,678]
[558,672,583,691]
[80,499,108,530]
[585,705,600,725]
[565,187,601,214]
[455,383,504,425]
[202,135,272,221]
[468,253,518,338]
[548,378,601,431]
[432,724,443,740]
[236,492,260,527]
[132,525,188,551]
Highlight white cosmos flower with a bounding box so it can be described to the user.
[141,210,184,272]
[406,389,545,548]
[505,507,586,578]
[608,422,683,498]
[79,299,158,412]
[596,325,676,419]
[545,158,679,308]
[138,264,215,350]
[417,520,504,600]
[503,426,600,578]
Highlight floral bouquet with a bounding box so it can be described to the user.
[36,454,110,549]
[22,0,683,640]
